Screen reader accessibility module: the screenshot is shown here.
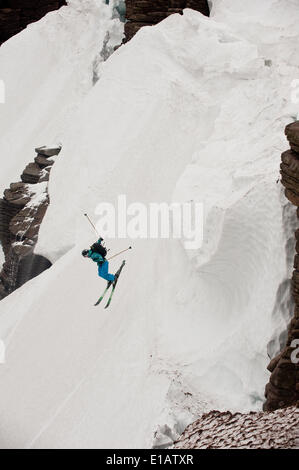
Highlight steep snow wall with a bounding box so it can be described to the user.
[0,0,298,449]
[0,0,123,194]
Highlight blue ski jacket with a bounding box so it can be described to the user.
[87,239,115,282]
[87,250,104,264]
[87,238,105,264]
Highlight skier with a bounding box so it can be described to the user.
[82,238,116,284]
[82,214,130,307]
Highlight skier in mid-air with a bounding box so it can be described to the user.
[82,237,126,308]
[82,238,116,283]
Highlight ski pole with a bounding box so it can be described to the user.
[84,213,100,237]
[108,246,132,261]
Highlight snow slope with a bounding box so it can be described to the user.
[0,0,123,193]
[0,0,298,449]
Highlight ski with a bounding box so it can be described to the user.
[94,282,112,306]
[104,260,126,309]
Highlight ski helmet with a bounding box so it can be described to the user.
[82,249,89,257]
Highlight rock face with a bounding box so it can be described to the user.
[0,0,65,46]
[174,406,299,449]
[263,122,299,411]
[125,0,210,41]
[0,144,61,299]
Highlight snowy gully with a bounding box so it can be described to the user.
[106,454,194,467]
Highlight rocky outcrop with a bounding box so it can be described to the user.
[0,144,61,299]
[124,0,210,42]
[174,406,299,449]
[0,1,65,46]
[263,122,299,411]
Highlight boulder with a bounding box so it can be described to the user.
[35,144,62,157]
[35,155,54,168]
[21,162,42,184]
